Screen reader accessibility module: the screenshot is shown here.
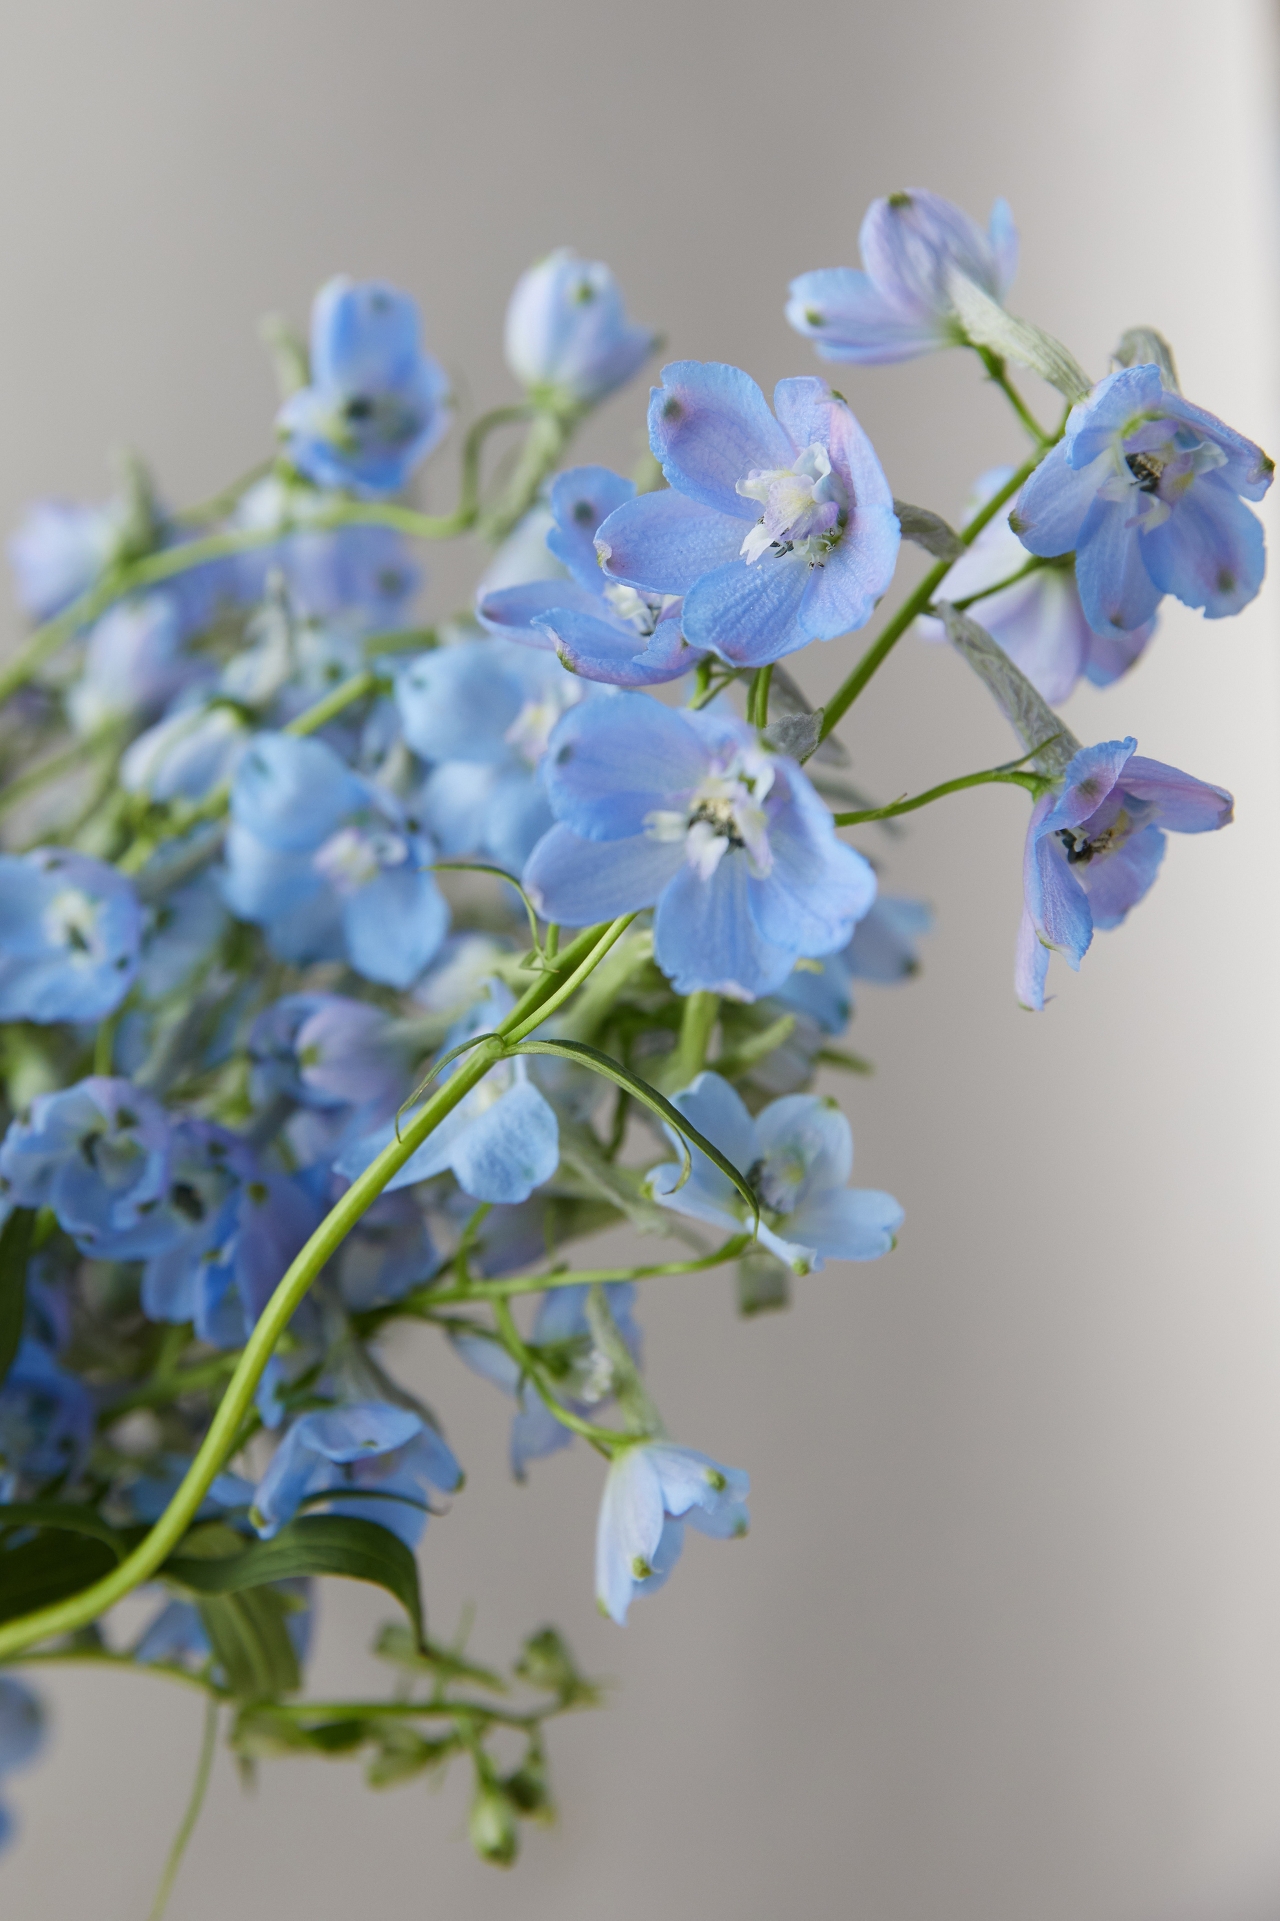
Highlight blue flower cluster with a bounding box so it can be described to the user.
[0,187,1262,1873]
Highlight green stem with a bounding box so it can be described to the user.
[747,665,773,728]
[661,991,718,1091]
[146,1695,219,1921]
[422,1235,752,1308]
[501,916,636,1043]
[976,348,1055,446]
[492,1298,622,1451]
[0,724,124,824]
[947,555,1046,613]
[0,921,617,1660]
[832,763,1045,827]
[173,459,276,528]
[478,406,579,543]
[818,448,1048,743]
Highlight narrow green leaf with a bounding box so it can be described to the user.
[0,1503,132,1558]
[165,1514,426,1650]
[0,1209,35,1388]
[938,604,1079,777]
[0,1531,118,1624]
[946,270,1093,404]
[197,1588,301,1701]
[509,1040,759,1229]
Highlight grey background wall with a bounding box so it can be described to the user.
[1,3,1278,1917]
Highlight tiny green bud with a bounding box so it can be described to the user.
[470,1781,519,1867]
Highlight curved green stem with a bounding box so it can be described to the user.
[832,759,1047,827]
[818,447,1049,743]
[946,555,1046,613]
[0,920,616,1659]
[423,1234,752,1308]
[976,347,1055,446]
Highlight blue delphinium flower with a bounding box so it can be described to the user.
[139,1120,320,1349]
[249,992,404,1166]
[135,872,229,1002]
[505,249,656,408]
[337,981,559,1207]
[66,593,200,736]
[1017,737,1233,1010]
[0,1078,173,1256]
[452,1281,642,1479]
[277,278,452,496]
[479,466,704,686]
[523,693,876,1000]
[0,1678,44,1853]
[1011,365,1273,634]
[9,497,127,621]
[121,701,251,807]
[397,637,587,873]
[595,365,899,666]
[0,850,140,1023]
[233,474,423,626]
[328,1188,439,1312]
[595,1440,749,1626]
[0,1335,94,1498]
[648,1071,903,1273]
[787,188,1017,364]
[251,1400,461,1548]
[917,469,1156,700]
[223,730,449,986]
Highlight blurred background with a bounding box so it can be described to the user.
[2,2,1279,1916]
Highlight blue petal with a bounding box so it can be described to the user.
[785,268,942,363]
[1042,739,1135,836]
[1012,442,1108,559]
[654,851,797,999]
[221,825,325,921]
[681,551,812,665]
[395,645,524,764]
[845,895,932,982]
[754,1092,852,1198]
[648,361,791,518]
[477,576,599,648]
[1079,823,1165,930]
[785,1186,903,1262]
[547,466,636,587]
[538,606,699,687]
[1015,905,1052,1012]
[1119,757,1233,832]
[1075,500,1163,635]
[539,692,706,839]
[1140,475,1266,619]
[749,772,877,953]
[230,732,366,853]
[860,188,1004,314]
[595,491,747,595]
[449,1079,559,1204]
[301,1402,423,1463]
[342,866,449,988]
[596,1447,665,1624]
[523,824,683,924]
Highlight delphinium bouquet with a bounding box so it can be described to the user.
[0,194,1266,1905]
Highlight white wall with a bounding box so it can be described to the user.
[2,3,1279,1917]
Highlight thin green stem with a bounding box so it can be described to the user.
[818,448,1048,743]
[747,665,774,728]
[146,1695,219,1921]
[977,348,1054,446]
[0,724,123,824]
[832,763,1045,827]
[660,991,718,1091]
[501,916,636,1043]
[271,1697,544,1729]
[492,1297,621,1451]
[0,920,617,1659]
[947,555,1045,613]
[173,459,276,528]
[423,1235,752,1308]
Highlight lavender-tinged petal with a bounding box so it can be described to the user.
[1075,501,1164,636]
[342,867,449,989]
[1079,824,1166,930]
[1140,475,1266,619]
[648,362,792,518]
[785,268,944,364]
[539,607,699,688]
[1042,739,1136,835]
[785,1186,904,1262]
[477,577,600,648]
[547,467,636,586]
[1015,904,1052,1011]
[1012,443,1110,558]
[1118,757,1233,832]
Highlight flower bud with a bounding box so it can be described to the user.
[504,249,655,408]
[469,1776,519,1866]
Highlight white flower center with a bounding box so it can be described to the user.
[737,443,846,565]
[601,581,678,637]
[44,887,102,962]
[314,824,409,895]
[644,746,775,881]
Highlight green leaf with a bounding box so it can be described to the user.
[938,604,1079,777]
[737,1248,792,1317]
[946,269,1093,403]
[0,1531,118,1624]
[508,1040,759,1229]
[165,1514,426,1650]
[0,1208,35,1389]
[891,499,965,562]
[198,1588,301,1701]
[0,1502,131,1558]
